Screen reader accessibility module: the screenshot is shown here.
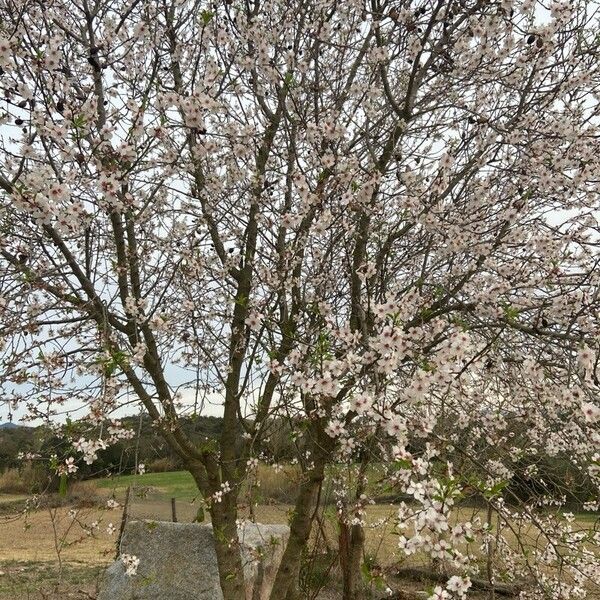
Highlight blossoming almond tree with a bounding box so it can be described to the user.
[1,0,600,599]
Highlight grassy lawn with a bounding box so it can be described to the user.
[96,470,200,501]
[94,469,600,524]
[94,464,391,505]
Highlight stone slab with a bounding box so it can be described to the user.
[97,520,289,600]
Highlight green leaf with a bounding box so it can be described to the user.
[284,71,295,87]
[193,506,205,523]
[451,316,470,331]
[72,114,86,129]
[420,307,433,320]
[111,349,128,365]
[200,10,214,25]
[421,359,434,372]
[500,300,519,323]
[63,417,75,437]
[235,294,248,307]
[103,361,117,378]
[485,480,509,499]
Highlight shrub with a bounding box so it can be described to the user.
[66,480,102,508]
[147,457,178,473]
[250,464,301,504]
[0,464,51,494]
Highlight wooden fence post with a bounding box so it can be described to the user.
[115,485,131,559]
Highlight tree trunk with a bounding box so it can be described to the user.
[189,463,246,600]
[339,520,351,597]
[339,520,366,600]
[339,447,373,600]
[269,463,325,600]
[210,494,247,600]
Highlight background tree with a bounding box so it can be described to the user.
[1,0,600,599]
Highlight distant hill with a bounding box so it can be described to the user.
[0,422,21,430]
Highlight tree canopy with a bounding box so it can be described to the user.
[1,0,600,598]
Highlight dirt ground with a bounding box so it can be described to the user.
[1,488,599,600]
[0,493,432,599]
[0,499,114,599]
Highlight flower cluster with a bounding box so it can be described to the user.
[73,438,108,465]
[121,554,140,577]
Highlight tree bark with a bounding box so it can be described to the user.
[269,461,326,600]
[211,496,246,600]
[340,520,366,600]
[190,463,246,600]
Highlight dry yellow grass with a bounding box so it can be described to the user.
[0,493,400,570]
[0,494,26,505]
[1,491,593,568]
[0,505,115,564]
[1,487,599,599]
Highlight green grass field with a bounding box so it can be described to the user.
[96,470,200,500]
[95,463,392,505]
